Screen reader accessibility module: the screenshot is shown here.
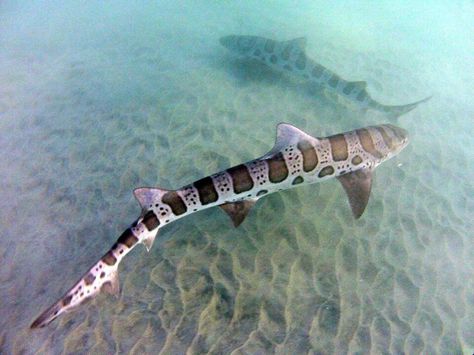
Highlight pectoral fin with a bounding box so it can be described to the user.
[337,168,373,219]
[288,37,307,51]
[219,199,257,227]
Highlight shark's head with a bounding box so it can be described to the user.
[383,124,409,157]
[219,35,258,55]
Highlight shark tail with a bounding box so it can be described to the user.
[377,95,432,118]
[30,225,150,329]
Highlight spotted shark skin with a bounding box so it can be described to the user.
[30,123,409,328]
[220,35,431,118]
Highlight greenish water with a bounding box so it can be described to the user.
[1,1,473,354]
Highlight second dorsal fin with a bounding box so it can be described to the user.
[219,199,257,227]
[133,187,169,210]
[287,37,307,51]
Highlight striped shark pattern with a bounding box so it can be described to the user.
[219,35,431,118]
[31,123,409,328]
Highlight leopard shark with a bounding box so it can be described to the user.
[220,35,430,118]
[31,122,409,328]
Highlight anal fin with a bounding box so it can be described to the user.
[219,199,257,227]
[142,233,156,252]
[337,168,373,219]
[287,37,307,51]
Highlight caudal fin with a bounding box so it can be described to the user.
[30,223,152,329]
[30,249,121,329]
[379,95,432,119]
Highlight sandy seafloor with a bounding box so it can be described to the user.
[1,1,473,354]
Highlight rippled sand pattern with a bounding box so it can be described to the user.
[1,2,473,354]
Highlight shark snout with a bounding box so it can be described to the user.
[384,124,409,152]
[392,125,409,143]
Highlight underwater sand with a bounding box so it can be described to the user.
[0,1,473,354]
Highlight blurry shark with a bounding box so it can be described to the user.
[31,122,409,328]
[220,35,430,118]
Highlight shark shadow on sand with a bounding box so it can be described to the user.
[220,35,431,119]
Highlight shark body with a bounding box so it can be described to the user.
[220,35,430,118]
[31,123,408,328]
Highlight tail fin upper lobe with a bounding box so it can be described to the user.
[379,95,432,118]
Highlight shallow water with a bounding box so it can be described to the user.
[1,1,473,354]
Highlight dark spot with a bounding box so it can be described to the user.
[357,129,382,158]
[267,153,289,183]
[102,251,117,266]
[117,228,139,247]
[342,82,355,95]
[312,64,324,78]
[194,177,219,205]
[100,272,105,278]
[84,273,95,286]
[227,165,254,194]
[328,75,339,88]
[318,166,335,178]
[352,155,363,165]
[162,191,187,215]
[292,176,304,185]
[329,134,349,161]
[297,140,318,172]
[62,295,73,306]
[142,210,160,230]
[257,190,268,196]
[282,44,292,60]
[376,126,394,149]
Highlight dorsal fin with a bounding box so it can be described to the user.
[219,199,257,227]
[133,187,169,210]
[287,37,307,51]
[337,168,373,219]
[349,81,367,91]
[265,123,318,157]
